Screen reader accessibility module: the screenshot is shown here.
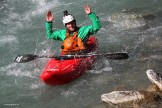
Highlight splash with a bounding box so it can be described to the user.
[0,62,38,78]
[29,0,60,17]
[88,58,112,74]
[0,35,18,45]
[1,0,60,33]
[0,35,19,52]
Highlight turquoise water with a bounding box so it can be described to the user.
[1,0,162,108]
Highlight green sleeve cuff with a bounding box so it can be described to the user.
[88,12,96,19]
[46,21,52,25]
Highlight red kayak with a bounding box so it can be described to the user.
[40,36,98,85]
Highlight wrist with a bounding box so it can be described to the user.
[87,12,92,15]
[46,21,52,23]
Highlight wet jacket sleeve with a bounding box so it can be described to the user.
[88,12,101,33]
[46,22,66,41]
[78,12,101,40]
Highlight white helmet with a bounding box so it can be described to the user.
[62,10,75,25]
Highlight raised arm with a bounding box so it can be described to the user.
[84,5,101,34]
[45,11,65,41]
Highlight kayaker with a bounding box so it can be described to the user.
[45,4,101,54]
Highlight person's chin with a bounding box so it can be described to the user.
[69,28,75,32]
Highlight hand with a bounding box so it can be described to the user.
[84,4,91,14]
[46,10,54,22]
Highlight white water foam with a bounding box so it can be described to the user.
[1,63,36,78]
[30,0,60,16]
[88,58,112,74]
[30,82,44,90]
[61,89,78,97]
[0,35,19,52]
[1,0,60,33]
[0,35,18,45]
[61,80,89,97]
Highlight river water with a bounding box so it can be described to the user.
[1,0,162,108]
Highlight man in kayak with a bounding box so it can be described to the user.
[46,4,101,54]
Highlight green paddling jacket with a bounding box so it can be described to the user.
[46,12,101,43]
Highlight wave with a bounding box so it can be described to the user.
[0,35,18,46]
[0,62,39,78]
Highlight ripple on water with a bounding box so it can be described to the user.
[0,35,18,46]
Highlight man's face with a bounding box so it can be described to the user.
[66,21,76,32]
